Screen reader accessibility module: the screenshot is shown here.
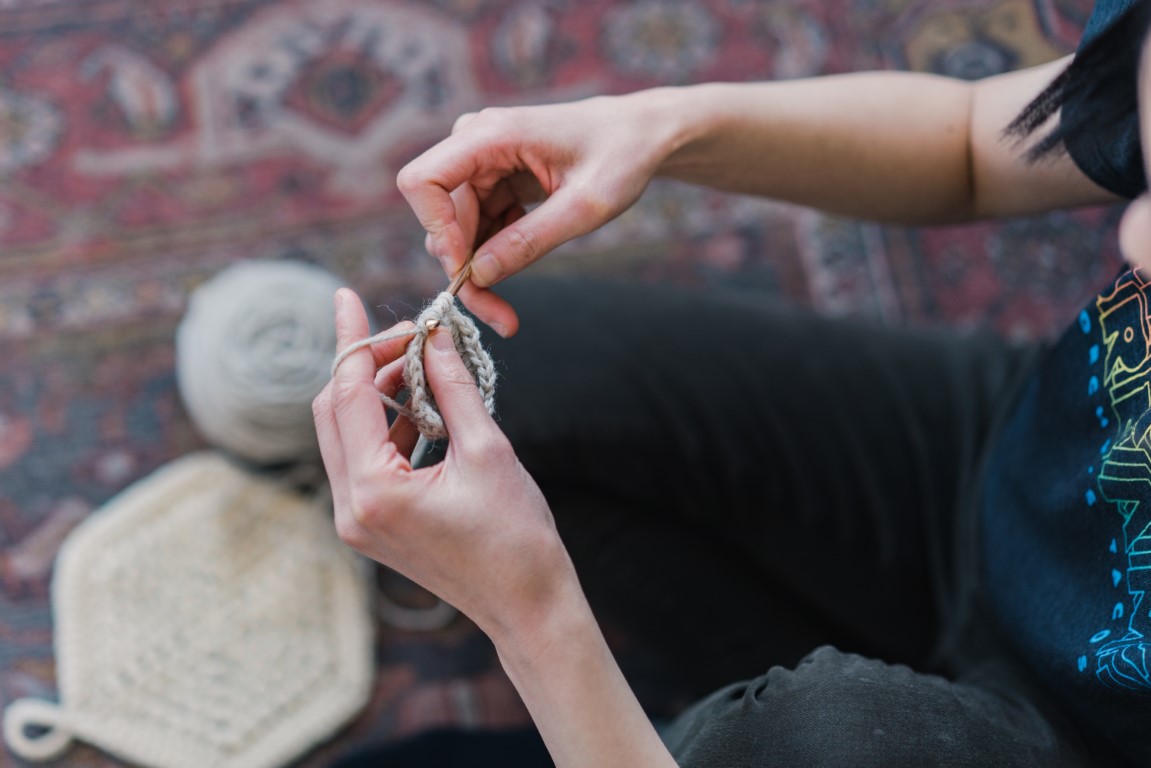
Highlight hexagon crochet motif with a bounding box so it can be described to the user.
[3,452,374,768]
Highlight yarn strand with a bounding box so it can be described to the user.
[331,291,497,441]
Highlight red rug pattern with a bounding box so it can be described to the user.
[0,0,1123,764]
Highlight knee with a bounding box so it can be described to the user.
[664,647,1064,768]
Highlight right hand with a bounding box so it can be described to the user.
[396,92,674,336]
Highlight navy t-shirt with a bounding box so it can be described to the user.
[981,3,1149,764]
[983,274,1150,765]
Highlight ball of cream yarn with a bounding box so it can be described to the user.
[176,260,347,466]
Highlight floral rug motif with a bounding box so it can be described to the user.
[0,0,1121,765]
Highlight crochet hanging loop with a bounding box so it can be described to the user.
[3,698,74,761]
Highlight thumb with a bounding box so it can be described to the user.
[423,328,497,445]
[468,187,607,288]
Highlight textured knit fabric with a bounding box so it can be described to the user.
[1,452,374,768]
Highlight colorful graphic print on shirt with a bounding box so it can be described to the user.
[1086,269,1151,692]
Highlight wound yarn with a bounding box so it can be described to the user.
[331,291,497,441]
[177,260,349,465]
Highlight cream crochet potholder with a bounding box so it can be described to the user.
[2,452,374,768]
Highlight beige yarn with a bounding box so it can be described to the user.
[177,260,346,466]
[2,452,374,768]
[331,291,497,441]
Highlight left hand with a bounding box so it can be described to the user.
[314,289,679,768]
[311,288,579,639]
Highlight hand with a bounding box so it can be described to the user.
[312,288,578,637]
[396,92,676,336]
[314,289,679,768]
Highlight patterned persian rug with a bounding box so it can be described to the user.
[0,0,1122,765]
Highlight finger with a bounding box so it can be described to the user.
[330,288,397,465]
[475,178,521,230]
[505,170,547,206]
[501,204,527,229]
[472,194,522,260]
[456,281,519,338]
[389,415,420,459]
[423,327,500,446]
[1120,194,1151,269]
[431,185,520,337]
[469,187,607,288]
[397,136,496,277]
[475,171,544,222]
[366,321,417,370]
[312,381,351,513]
[374,356,406,394]
[333,319,416,380]
[422,209,520,335]
[315,388,374,552]
[372,356,421,459]
[440,183,480,275]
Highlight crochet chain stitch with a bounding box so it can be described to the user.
[330,291,497,440]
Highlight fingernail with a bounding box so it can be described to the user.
[335,288,347,309]
[489,321,508,338]
[471,252,499,287]
[431,328,453,352]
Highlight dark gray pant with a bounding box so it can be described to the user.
[662,646,1087,767]
[481,277,1101,766]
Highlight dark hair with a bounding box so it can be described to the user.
[1005,0,1151,169]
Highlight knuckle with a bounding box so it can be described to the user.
[311,389,330,421]
[334,511,367,550]
[451,111,477,133]
[395,163,422,197]
[473,106,505,126]
[461,430,513,465]
[506,226,540,265]
[329,377,364,413]
[571,192,612,223]
[347,489,388,532]
[347,462,413,527]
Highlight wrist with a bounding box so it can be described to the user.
[488,563,680,768]
[611,85,715,177]
[648,82,744,178]
[487,561,598,673]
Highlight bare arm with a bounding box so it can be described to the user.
[656,56,1118,224]
[493,573,679,768]
[314,296,677,767]
[400,56,1119,333]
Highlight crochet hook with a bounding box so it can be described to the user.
[446,251,475,297]
[425,252,475,331]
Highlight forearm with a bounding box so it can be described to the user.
[640,62,1115,225]
[651,73,975,225]
[491,576,678,768]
